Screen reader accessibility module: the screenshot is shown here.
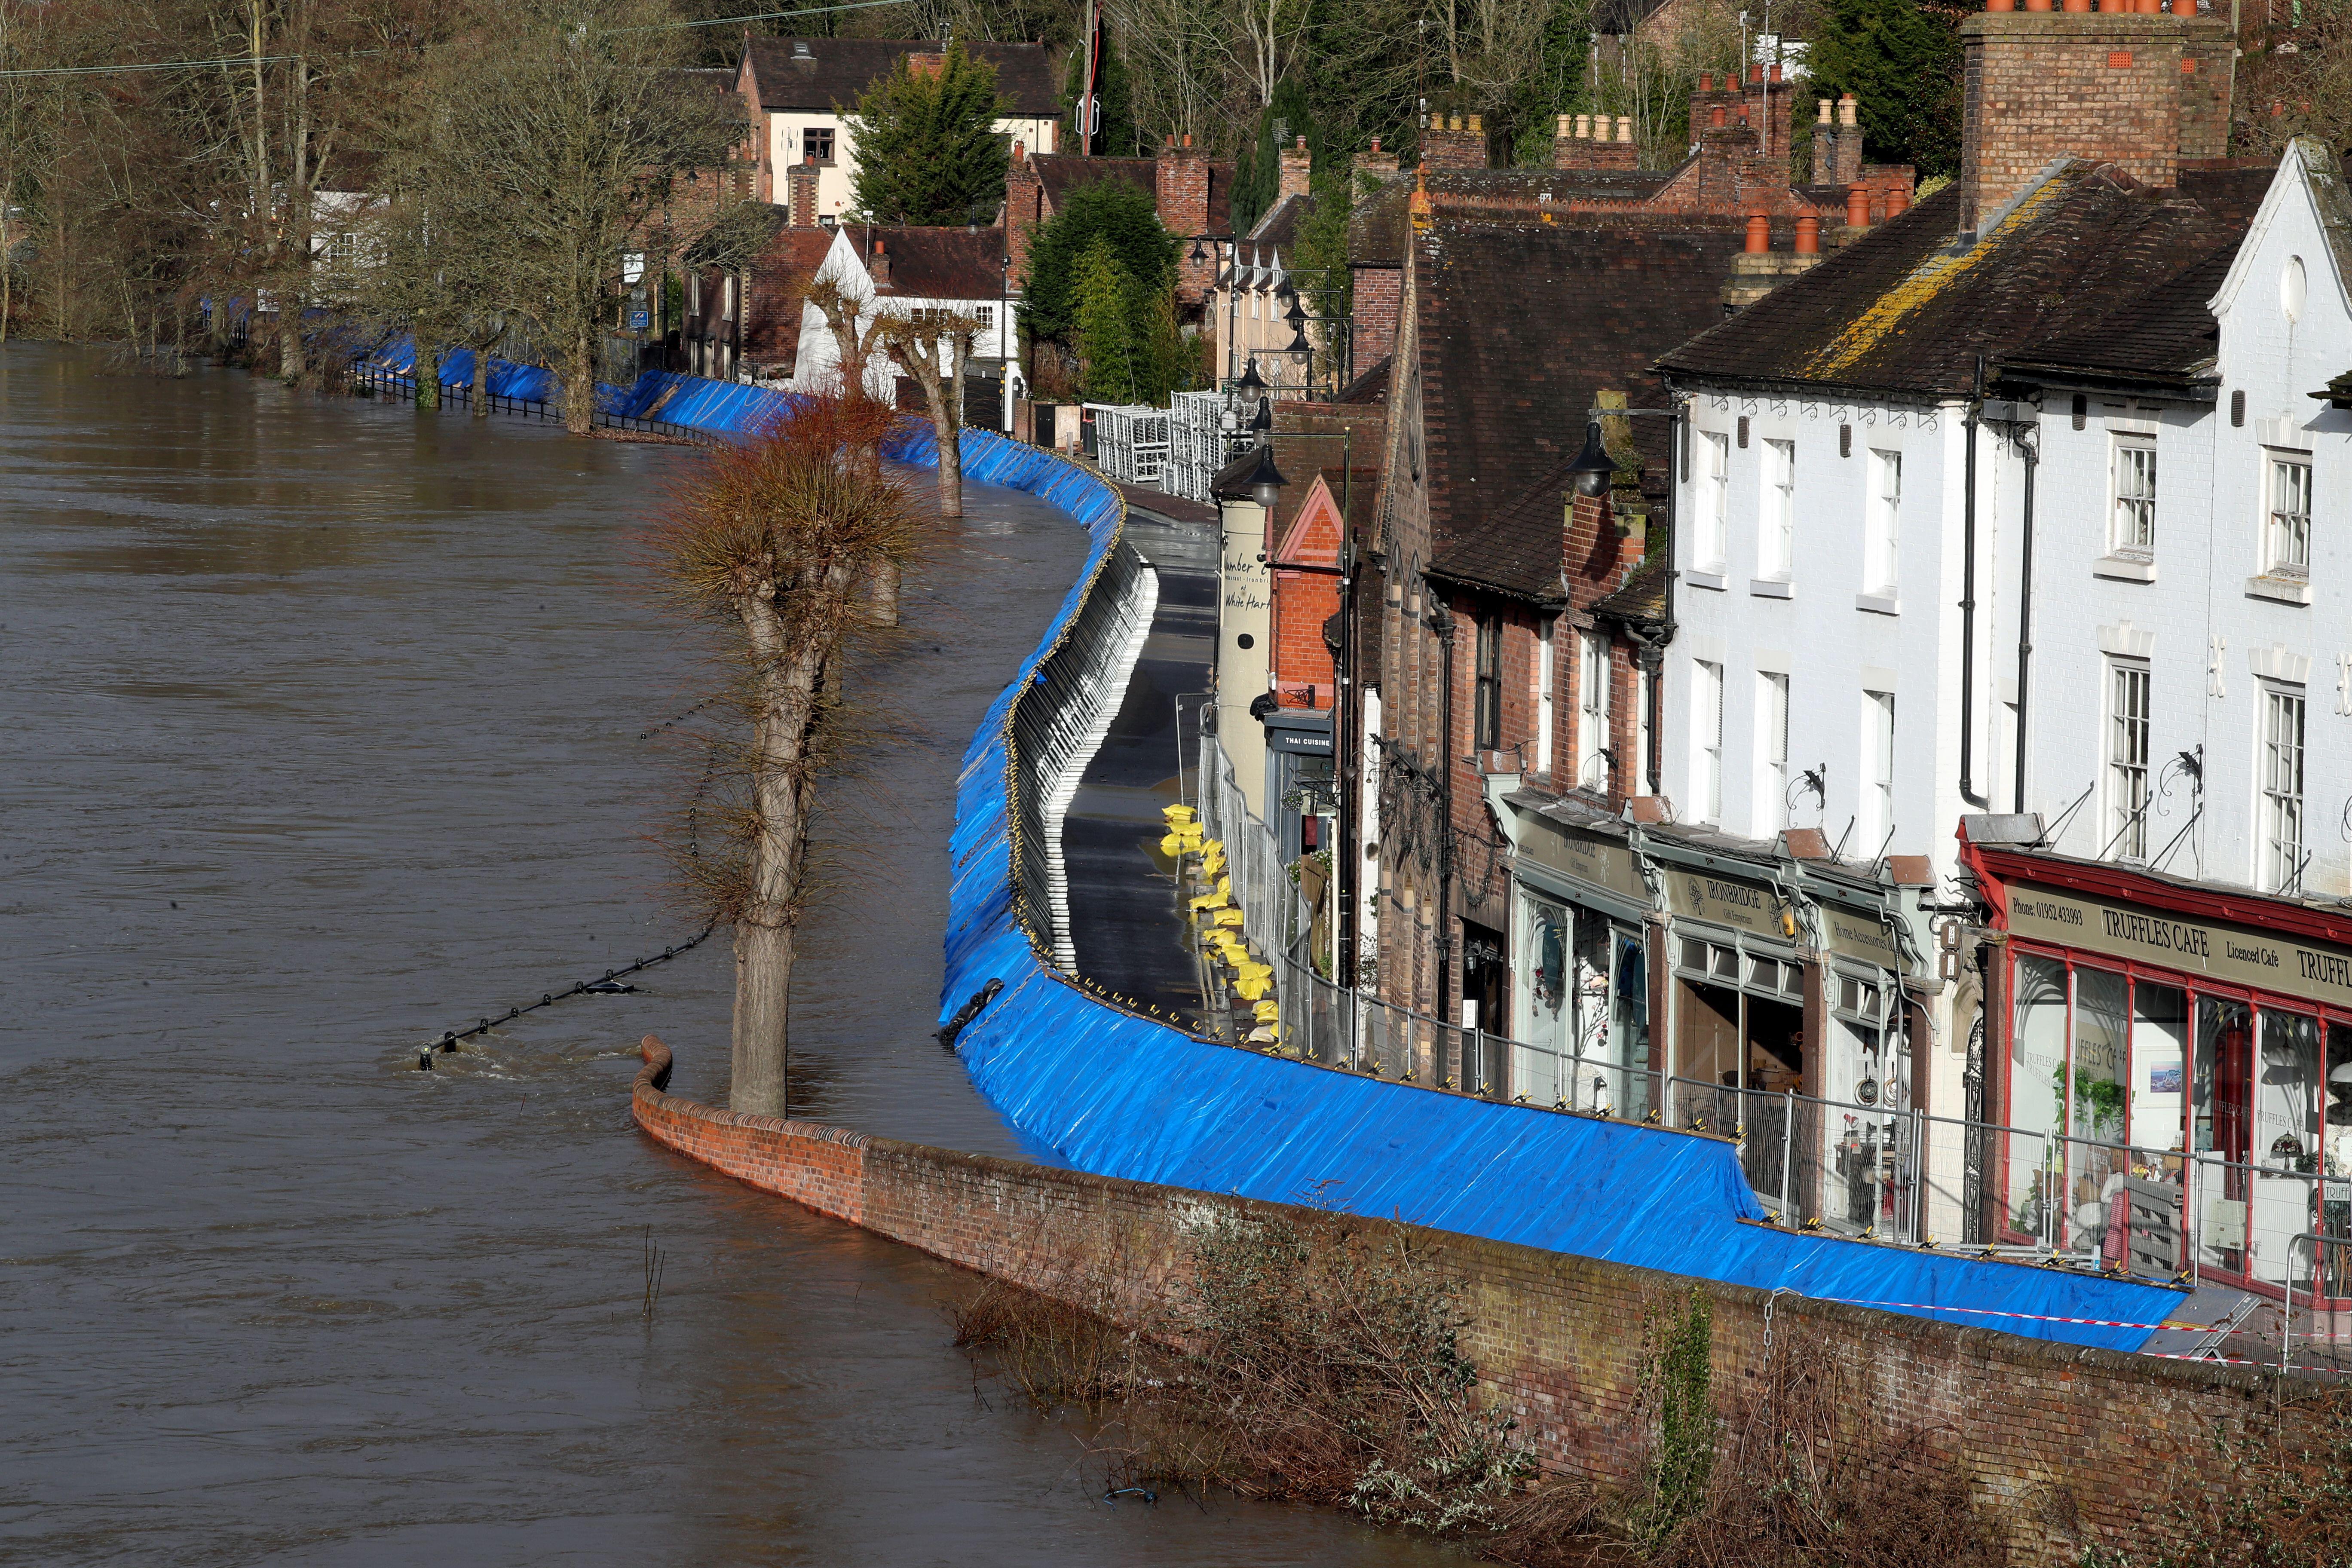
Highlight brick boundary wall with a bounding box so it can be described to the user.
[634,1035,2295,1563]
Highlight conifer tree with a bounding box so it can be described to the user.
[848,44,1011,225]
[1018,178,1177,348]
[1073,235,1139,404]
[1805,0,1964,178]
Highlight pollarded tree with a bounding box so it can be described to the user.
[651,395,926,1117]
[847,43,1011,226]
[873,303,983,518]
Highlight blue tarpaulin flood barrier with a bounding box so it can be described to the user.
[378,353,2187,1354]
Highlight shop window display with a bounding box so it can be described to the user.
[2066,968,2131,1265]
[1824,969,1909,1235]
[2249,1011,2319,1287]
[2007,955,2069,1246]
[1517,899,1571,1104]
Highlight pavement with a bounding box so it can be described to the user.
[1057,498,1219,1031]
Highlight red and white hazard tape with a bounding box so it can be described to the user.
[1813,1296,2175,1331]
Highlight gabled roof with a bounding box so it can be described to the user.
[1249,190,1314,249]
[1414,212,1748,600]
[1999,247,2237,389]
[1656,161,2266,402]
[1350,168,1675,266]
[861,224,1008,299]
[1032,153,1235,235]
[740,37,1060,117]
[1274,466,1379,564]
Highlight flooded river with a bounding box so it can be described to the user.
[0,347,1454,1565]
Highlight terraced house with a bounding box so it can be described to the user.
[1654,3,2352,1314]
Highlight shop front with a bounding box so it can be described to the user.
[1500,793,1657,1122]
[1966,826,2352,1306]
[1644,830,1927,1235]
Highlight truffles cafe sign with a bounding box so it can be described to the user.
[2006,882,2352,1010]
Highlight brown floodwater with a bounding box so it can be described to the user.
[0,346,1462,1565]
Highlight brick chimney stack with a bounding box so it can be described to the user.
[1420,113,1490,170]
[869,238,891,291]
[1955,8,2234,239]
[1003,141,1042,286]
[1157,134,1213,305]
[787,155,820,230]
[1831,96,1864,187]
[1353,137,1400,183]
[1277,135,1312,203]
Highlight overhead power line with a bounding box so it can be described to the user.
[0,0,920,80]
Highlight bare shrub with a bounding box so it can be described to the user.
[945,1273,1134,1408]
[2082,1380,2352,1568]
[1647,1326,2005,1568]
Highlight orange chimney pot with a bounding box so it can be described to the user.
[1745,213,1770,252]
[1794,214,1820,254]
[1846,184,1871,227]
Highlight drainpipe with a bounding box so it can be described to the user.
[1428,598,1456,1016]
[1336,442,1356,987]
[1957,355,1989,808]
[2011,423,2039,811]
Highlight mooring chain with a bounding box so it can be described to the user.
[416,923,718,1070]
[637,694,721,742]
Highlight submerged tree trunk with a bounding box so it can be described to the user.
[416,340,441,410]
[470,335,492,416]
[563,325,595,434]
[932,413,964,518]
[729,573,838,1116]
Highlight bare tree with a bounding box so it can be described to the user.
[802,265,888,400]
[872,304,981,518]
[649,395,927,1117]
[425,0,742,432]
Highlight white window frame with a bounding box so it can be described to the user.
[2262,682,2308,894]
[2107,658,2150,861]
[1698,431,1730,570]
[1757,671,1790,834]
[1760,438,1795,579]
[1636,662,1655,798]
[1694,659,1724,823]
[2111,436,2156,557]
[1577,631,1612,792]
[1535,618,1556,774]
[1865,450,1901,597]
[2267,451,2313,579]
[1862,689,1895,853]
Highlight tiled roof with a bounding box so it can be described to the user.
[1591,546,1669,623]
[2000,246,2236,388]
[862,224,1008,299]
[1655,162,2264,401]
[1032,153,1236,235]
[1248,190,1314,248]
[1350,168,1675,266]
[1335,354,1390,404]
[741,37,1060,117]
[1415,212,1749,600]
